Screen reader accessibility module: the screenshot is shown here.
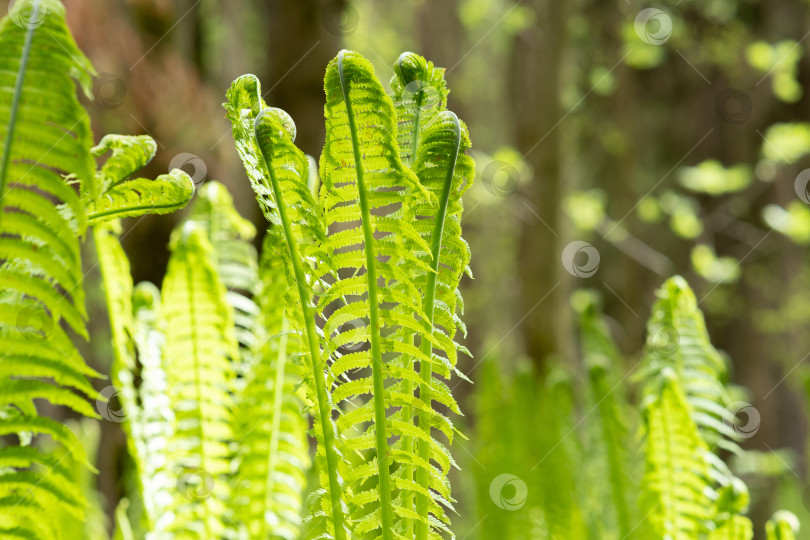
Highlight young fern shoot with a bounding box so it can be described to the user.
[226,76,349,538]
[227,49,474,538]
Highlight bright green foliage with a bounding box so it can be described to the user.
[639,276,738,454]
[0,0,194,535]
[709,480,753,540]
[577,293,637,539]
[87,135,194,224]
[709,516,754,540]
[766,511,800,540]
[185,181,259,379]
[225,75,348,538]
[226,49,474,539]
[639,370,714,538]
[389,51,475,540]
[231,233,311,540]
[0,1,97,535]
[390,52,449,167]
[159,224,238,538]
[320,50,444,539]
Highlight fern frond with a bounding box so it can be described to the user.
[640,276,739,455]
[390,52,449,167]
[186,181,258,380]
[766,511,800,540]
[226,73,349,539]
[319,49,458,539]
[709,478,753,540]
[577,293,636,539]
[0,1,100,534]
[129,282,174,531]
[709,517,753,540]
[639,369,713,539]
[388,52,473,539]
[86,168,194,224]
[157,223,238,538]
[232,233,311,540]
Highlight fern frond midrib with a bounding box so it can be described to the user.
[185,252,214,540]
[0,0,38,222]
[337,51,395,539]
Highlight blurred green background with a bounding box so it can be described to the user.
[24,0,810,537]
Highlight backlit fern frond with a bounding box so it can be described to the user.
[639,276,739,454]
[226,74,349,538]
[319,49,456,539]
[639,369,713,539]
[766,511,800,540]
[89,133,193,532]
[186,181,258,378]
[157,224,238,538]
[129,282,174,533]
[0,1,100,535]
[389,52,474,539]
[85,135,194,225]
[390,52,449,167]
[231,232,311,540]
[708,479,753,540]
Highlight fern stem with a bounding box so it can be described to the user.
[254,119,347,540]
[0,0,38,224]
[415,112,462,540]
[337,51,395,539]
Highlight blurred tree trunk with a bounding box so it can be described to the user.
[259,0,346,158]
[510,0,574,368]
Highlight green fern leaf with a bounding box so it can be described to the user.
[186,181,259,377]
[86,169,194,224]
[158,223,238,538]
[390,52,449,167]
[0,1,100,534]
[640,276,739,454]
[576,293,637,539]
[129,282,175,528]
[766,511,800,540]
[232,233,311,540]
[639,369,713,539]
[320,49,457,539]
[709,479,753,540]
[389,52,473,539]
[226,73,349,539]
[709,516,753,540]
